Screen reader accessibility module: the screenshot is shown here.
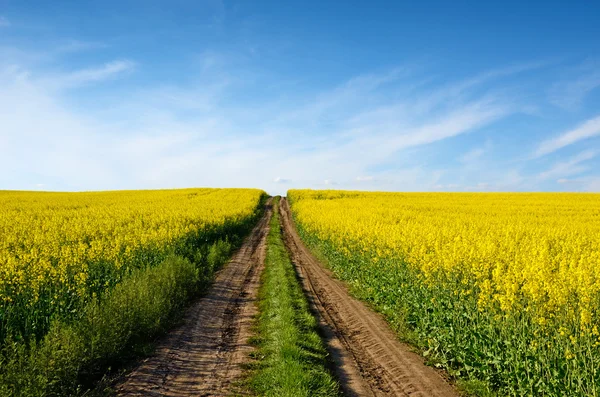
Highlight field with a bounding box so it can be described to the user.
[3,188,599,396]
[288,190,600,396]
[0,188,265,395]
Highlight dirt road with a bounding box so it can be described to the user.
[116,197,457,396]
[280,198,458,397]
[117,199,272,397]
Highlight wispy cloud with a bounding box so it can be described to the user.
[554,176,600,192]
[56,40,108,54]
[457,141,493,174]
[414,102,504,145]
[534,116,600,157]
[538,150,597,180]
[408,61,549,115]
[584,177,600,192]
[549,63,600,110]
[0,50,528,194]
[0,16,9,27]
[460,147,485,163]
[460,147,486,165]
[56,60,136,88]
[0,38,596,194]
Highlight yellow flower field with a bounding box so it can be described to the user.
[0,188,264,343]
[289,190,600,395]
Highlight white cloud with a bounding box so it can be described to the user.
[1,42,582,195]
[0,61,516,194]
[535,116,600,157]
[551,176,600,192]
[459,141,492,164]
[585,178,600,192]
[538,150,597,181]
[434,183,460,190]
[408,61,549,116]
[460,147,485,163]
[386,101,506,151]
[56,40,108,54]
[58,60,135,87]
[549,65,600,110]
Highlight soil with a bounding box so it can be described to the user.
[116,197,457,396]
[116,199,272,397]
[279,198,458,397]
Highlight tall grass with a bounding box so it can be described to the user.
[0,221,261,396]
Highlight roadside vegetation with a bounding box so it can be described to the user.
[289,189,600,396]
[0,189,265,396]
[249,197,339,397]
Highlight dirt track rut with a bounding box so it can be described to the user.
[280,198,458,397]
[117,199,272,397]
[116,197,457,396]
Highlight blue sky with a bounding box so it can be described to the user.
[1,1,599,194]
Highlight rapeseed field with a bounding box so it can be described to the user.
[289,190,600,396]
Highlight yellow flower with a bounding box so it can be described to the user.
[1,188,264,336]
[289,190,600,336]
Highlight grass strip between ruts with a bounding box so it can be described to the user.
[248,197,340,397]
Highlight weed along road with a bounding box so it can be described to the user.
[117,199,273,396]
[280,198,458,397]
[117,196,457,396]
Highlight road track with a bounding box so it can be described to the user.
[280,197,458,397]
[116,196,457,396]
[116,199,272,397]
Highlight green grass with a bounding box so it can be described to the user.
[248,197,339,397]
[0,228,259,397]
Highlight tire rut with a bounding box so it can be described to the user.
[279,198,458,397]
[116,199,272,397]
